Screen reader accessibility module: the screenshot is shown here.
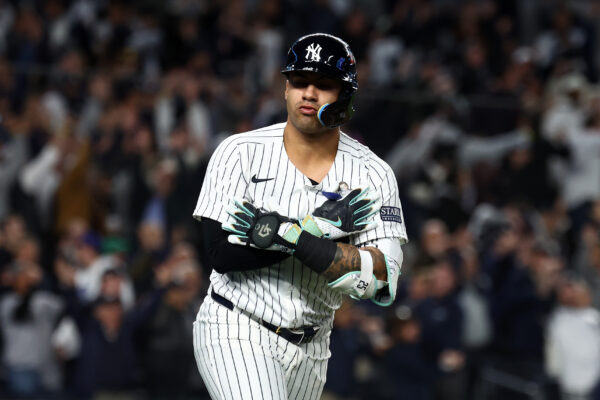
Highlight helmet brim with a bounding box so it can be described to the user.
[281,65,358,92]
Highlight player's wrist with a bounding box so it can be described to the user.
[328,249,377,299]
[299,215,325,237]
[293,231,338,273]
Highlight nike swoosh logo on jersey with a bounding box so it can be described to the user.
[319,217,342,227]
[251,174,274,183]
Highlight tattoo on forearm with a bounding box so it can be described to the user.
[322,243,359,281]
[322,244,387,282]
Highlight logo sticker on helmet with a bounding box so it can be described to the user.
[305,43,322,62]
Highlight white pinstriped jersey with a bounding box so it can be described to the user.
[193,122,408,331]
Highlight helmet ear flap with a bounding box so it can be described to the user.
[317,88,355,128]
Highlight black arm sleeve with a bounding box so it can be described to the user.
[201,218,290,273]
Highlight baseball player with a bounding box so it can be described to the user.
[192,33,408,400]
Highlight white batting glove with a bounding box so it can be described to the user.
[307,187,380,239]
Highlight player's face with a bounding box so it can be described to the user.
[285,72,343,134]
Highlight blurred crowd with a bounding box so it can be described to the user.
[1,0,600,399]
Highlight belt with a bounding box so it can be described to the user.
[210,291,319,345]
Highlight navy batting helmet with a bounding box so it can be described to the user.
[282,33,358,128]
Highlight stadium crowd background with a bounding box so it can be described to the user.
[1,0,600,399]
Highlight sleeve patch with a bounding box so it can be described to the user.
[380,206,402,223]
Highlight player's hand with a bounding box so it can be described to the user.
[222,198,302,253]
[309,187,380,239]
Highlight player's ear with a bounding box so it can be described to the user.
[285,80,289,101]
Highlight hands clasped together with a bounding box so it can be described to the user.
[222,185,380,253]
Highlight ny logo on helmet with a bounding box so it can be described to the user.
[305,43,322,62]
